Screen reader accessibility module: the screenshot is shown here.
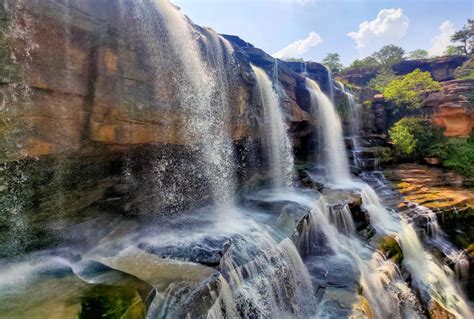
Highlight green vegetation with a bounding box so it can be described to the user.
[322,53,343,73]
[284,57,304,62]
[389,117,474,178]
[371,45,405,69]
[451,19,473,55]
[389,118,443,158]
[445,45,464,56]
[348,56,378,69]
[381,69,442,109]
[368,69,397,92]
[379,236,403,265]
[429,136,474,178]
[79,285,146,319]
[407,49,429,60]
[453,58,474,80]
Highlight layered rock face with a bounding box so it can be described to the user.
[0,0,317,255]
[342,55,473,137]
[339,55,468,86]
[426,79,474,137]
[369,79,474,136]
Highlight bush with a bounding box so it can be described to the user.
[429,136,474,178]
[382,69,442,109]
[389,118,444,159]
[368,69,397,92]
[348,56,378,69]
[454,58,474,80]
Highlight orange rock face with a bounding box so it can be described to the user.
[425,79,474,137]
[432,106,473,137]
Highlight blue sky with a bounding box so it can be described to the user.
[173,0,473,65]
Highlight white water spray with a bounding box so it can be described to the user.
[252,65,294,188]
[306,78,351,184]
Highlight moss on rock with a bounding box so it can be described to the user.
[379,236,403,265]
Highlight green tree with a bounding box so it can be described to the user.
[382,69,442,109]
[349,56,378,69]
[371,45,405,69]
[430,136,474,177]
[407,49,429,60]
[445,45,465,56]
[389,118,444,158]
[322,53,343,73]
[284,57,305,62]
[451,19,474,55]
[368,69,397,92]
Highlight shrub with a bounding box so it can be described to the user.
[382,69,442,109]
[389,118,444,158]
[454,58,474,80]
[368,69,397,92]
[429,136,474,178]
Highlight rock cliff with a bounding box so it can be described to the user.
[0,0,319,255]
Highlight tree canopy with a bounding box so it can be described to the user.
[284,57,305,62]
[349,56,378,69]
[445,45,465,56]
[382,69,442,109]
[389,118,443,157]
[407,49,429,60]
[451,19,474,55]
[322,53,343,73]
[371,45,405,69]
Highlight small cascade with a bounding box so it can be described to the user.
[218,225,315,318]
[357,182,472,318]
[328,203,356,235]
[304,197,422,318]
[305,78,351,185]
[252,65,294,188]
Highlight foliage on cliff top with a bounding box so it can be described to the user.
[381,69,442,109]
[407,49,429,60]
[389,118,444,158]
[283,57,304,62]
[454,58,474,80]
[345,45,405,71]
[451,19,473,55]
[348,56,379,70]
[368,69,397,92]
[322,53,343,74]
[445,45,465,56]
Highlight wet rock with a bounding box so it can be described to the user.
[379,236,403,265]
[138,236,231,267]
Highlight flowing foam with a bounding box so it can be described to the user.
[306,78,351,184]
[252,65,294,188]
[151,0,236,209]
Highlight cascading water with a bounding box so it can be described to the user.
[252,65,294,188]
[304,71,472,318]
[150,0,237,209]
[306,78,351,185]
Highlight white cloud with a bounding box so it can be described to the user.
[273,32,323,59]
[348,8,409,57]
[428,20,456,57]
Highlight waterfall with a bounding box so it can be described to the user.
[304,197,422,318]
[357,182,472,318]
[306,78,351,185]
[252,65,294,188]
[148,0,236,209]
[304,72,471,318]
[218,224,315,318]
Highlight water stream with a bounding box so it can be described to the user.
[0,1,472,318]
[252,65,295,188]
